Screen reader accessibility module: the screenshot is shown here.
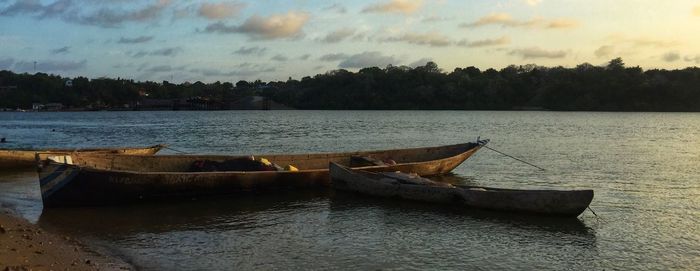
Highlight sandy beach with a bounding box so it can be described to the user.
[0,208,132,271]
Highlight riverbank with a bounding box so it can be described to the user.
[0,208,132,271]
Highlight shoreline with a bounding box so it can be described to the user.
[0,207,133,271]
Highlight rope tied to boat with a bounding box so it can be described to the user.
[587,206,599,217]
[163,146,191,154]
[482,145,546,171]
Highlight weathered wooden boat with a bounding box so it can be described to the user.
[37,140,487,207]
[0,144,166,170]
[329,163,593,217]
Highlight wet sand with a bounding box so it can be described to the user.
[0,209,132,271]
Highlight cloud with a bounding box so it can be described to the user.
[145,65,178,73]
[594,45,614,58]
[457,36,510,47]
[693,6,700,16]
[299,54,311,60]
[408,58,433,68]
[0,0,71,18]
[322,3,347,14]
[203,11,310,40]
[118,36,154,44]
[233,46,267,56]
[461,13,515,27]
[319,53,349,62]
[73,0,172,28]
[271,54,288,62]
[362,0,422,14]
[421,15,449,23]
[684,55,700,64]
[338,51,399,68]
[383,31,451,47]
[190,64,276,77]
[460,13,578,29]
[50,46,70,54]
[321,28,356,43]
[508,47,567,59]
[546,19,578,29]
[132,47,183,58]
[662,51,680,62]
[0,57,14,69]
[14,59,87,72]
[198,2,245,20]
[0,0,171,28]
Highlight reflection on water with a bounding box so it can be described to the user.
[37,187,597,271]
[1,111,699,270]
[0,170,42,222]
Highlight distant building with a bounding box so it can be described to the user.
[44,103,64,111]
[31,103,64,111]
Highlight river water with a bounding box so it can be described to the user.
[0,111,698,270]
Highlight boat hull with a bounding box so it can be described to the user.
[38,142,485,207]
[329,163,593,217]
[330,163,461,204]
[456,186,593,217]
[0,145,165,170]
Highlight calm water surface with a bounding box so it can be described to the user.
[0,111,698,270]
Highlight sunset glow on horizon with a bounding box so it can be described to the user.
[1,0,699,83]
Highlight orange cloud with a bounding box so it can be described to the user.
[461,13,578,29]
[203,11,310,40]
[362,0,423,14]
[546,19,579,29]
[461,13,514,27]
[457,36,511,47]
[198,2,246,20]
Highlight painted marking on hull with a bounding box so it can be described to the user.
[40,166,80,200]
[39,165,67,186]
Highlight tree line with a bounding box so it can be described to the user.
[1,58,700,111]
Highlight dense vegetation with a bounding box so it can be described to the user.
[1,58,700,111]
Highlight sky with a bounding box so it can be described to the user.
[1,0,700,83]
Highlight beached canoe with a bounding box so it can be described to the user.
[37,140,487,207]
[329,163,593,217]
[0,144,166,170]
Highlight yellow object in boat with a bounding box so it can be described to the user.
[260,158,272,166]
[285,165,299,171]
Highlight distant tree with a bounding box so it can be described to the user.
[607,57,625,70]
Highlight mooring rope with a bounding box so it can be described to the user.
[482,145,546,171]
[163,146,191,154]
[587,206,599,217]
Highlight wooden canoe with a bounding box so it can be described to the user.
[0,144,166,170]
[329,163,593,217]
[37,141,487,207]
